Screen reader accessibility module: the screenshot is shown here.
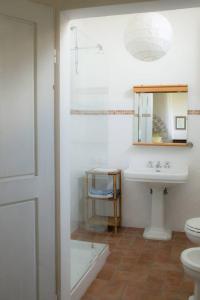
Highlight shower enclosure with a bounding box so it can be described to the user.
[69,23,110,299]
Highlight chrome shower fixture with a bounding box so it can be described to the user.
[70,25,104,74]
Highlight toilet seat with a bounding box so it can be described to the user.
[186,218,200,233]
[186,227,200,234]
[181,247,200,273]
[182,219,200,300]
[181,247,200,300]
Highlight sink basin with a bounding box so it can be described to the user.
[124,167,188,186]
[124,163,189,240]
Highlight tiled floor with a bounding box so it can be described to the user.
[71,227,195,300]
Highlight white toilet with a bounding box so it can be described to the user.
[181,248,200,300]
[185,218,200,245]
[181,218,200,300]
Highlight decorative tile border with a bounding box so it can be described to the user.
[71,109,200,116]
[70,109,135,115]
[188,110,200,115]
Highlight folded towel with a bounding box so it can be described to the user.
[89,187,113,196]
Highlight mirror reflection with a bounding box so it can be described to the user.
[134,92,188,144]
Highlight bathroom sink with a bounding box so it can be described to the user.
[124,166,188,186]
[124,162,189,241]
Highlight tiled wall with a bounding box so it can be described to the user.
[71,109,200,116]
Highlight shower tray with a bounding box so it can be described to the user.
[71,240,109,300]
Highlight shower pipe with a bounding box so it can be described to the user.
[70,26,103,74]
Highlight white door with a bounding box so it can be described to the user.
[0,1,55,300]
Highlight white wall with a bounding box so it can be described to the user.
[170,93,187,140]
[70,7,200,232]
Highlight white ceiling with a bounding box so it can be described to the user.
[31,0,200,11]
[31,0,154,10]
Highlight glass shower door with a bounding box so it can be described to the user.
[69,22,110,297]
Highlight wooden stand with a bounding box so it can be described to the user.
[86,169,122,234]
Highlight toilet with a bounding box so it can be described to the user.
[181,218,200,300]
[185,218,200,245]
[181,248,200,300]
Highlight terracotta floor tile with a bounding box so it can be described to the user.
[122,285,144,300]
[74,227,192,300]
[139,290,163,300]
[173,231,187,241]
[153,261,181,272]
[112,267,148,285]
[121,232,139,239]
[154,248,172,263]
[132,237,147,246]
[123,227,143,233]
[116,239,134,250]
[106,252,122,265]
[97,263,116,281]
[123,285,162,300]
[99,295,122,300]
[159,240,173,249]
[108,241,119,251]
[81,295,96,300]
[93,236,108,243]
[111,270,132,282]
[171,248,186,264]
[145,274,164,291]
[162,291,189,300]
[137,252,154,267]
[150,266,168,281]
[85,279,107,296]
[98,279,127,300]
[121,256,140,265]
[122,249,137,258]
[118,261,138,272]
[144,240,159,250]
[180,278,194,294]
[152,294,184,300]
[187,241,196,248]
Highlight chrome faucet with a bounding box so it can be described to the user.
[147,161,154,168]
[156,161,162,169]
[164,161,170,168]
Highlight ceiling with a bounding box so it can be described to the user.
[31,0,154,10]
[31,0,200,12]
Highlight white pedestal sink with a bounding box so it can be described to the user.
[124,163,188,240]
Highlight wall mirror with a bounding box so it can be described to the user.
[133,85,189,146]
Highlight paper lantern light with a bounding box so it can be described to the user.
[124,13,173,62]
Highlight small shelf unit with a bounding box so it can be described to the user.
[86,168,122,233]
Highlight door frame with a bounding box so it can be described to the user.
[54,1,61,299]
[58,1,200,299]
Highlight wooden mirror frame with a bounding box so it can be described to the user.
[133,84,188,94]
[133,84,192,147]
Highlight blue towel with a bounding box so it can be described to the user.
[89,187,113,196]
